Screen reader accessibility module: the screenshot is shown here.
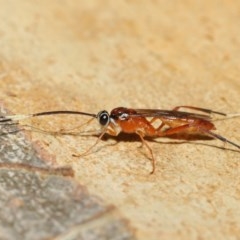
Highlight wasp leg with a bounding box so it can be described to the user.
[136,131,156,174]
[200,130,240,149]
[158,123,240,149]
[72,128,108,157]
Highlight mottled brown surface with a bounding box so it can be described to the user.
[0,1,240,239]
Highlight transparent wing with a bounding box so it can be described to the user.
[129,109,213,120]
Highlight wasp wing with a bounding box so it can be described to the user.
[129,109,212,120]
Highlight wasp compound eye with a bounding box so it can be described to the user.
[97,110,110,126]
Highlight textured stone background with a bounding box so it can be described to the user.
[0,0,240,239]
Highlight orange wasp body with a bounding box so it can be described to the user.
[1,106,239,173]
[108,107,215,136]
[102,106,239,173]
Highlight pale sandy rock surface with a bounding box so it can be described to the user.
[0,1,240,239]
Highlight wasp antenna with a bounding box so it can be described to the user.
[32,110,97,118]
[0,114,32,123]
[225,113,240,118]
[0,111,97,124]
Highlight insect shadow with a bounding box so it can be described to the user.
[99,132,240,153]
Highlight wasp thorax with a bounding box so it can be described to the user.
[119,113,129,120]
[110,107,136,121]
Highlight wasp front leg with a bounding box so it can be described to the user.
[72,128,109,158]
